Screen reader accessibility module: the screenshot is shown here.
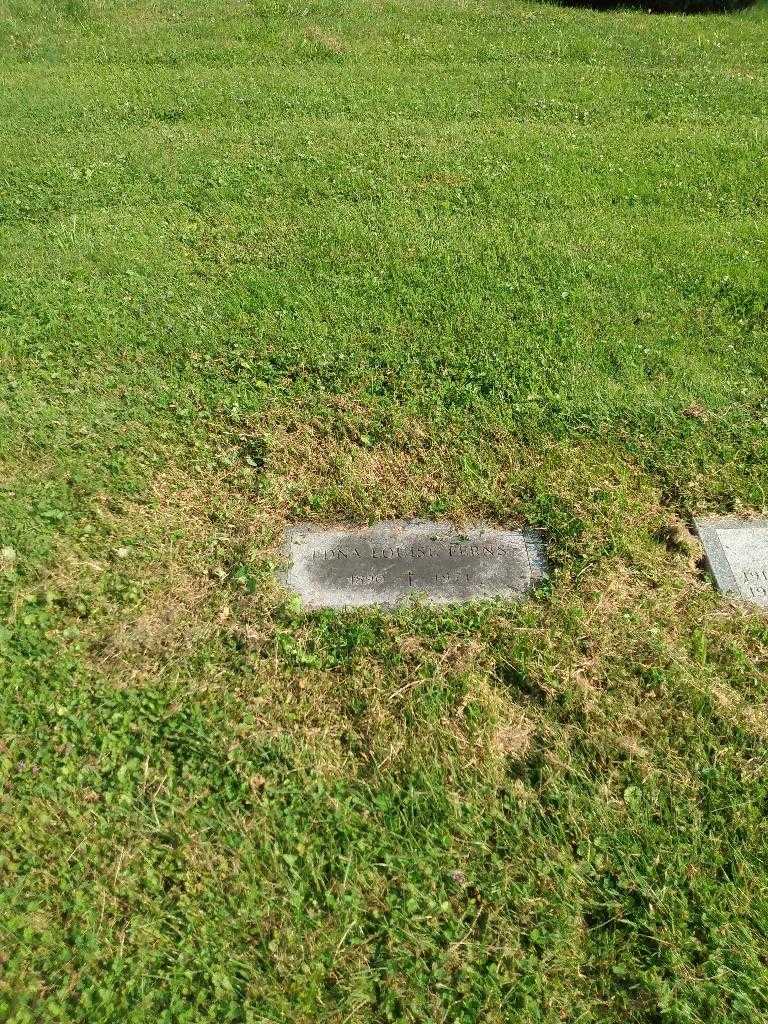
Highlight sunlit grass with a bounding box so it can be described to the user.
[1,1,767,1020]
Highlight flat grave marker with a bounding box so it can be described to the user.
[280,520,547,610]
[695,516,768,608]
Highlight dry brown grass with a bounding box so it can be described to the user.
[257,402,469,523]
[37,401,482,689]
[490,713,535,760]
[40,466,275,681]
[302,25,345,56]
[29,402,768,794]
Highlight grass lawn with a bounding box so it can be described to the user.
[2,0,768,1019]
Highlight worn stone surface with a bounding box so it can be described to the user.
[280,520,547,610]
[695,516,768,608]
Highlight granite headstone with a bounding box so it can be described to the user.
[695,516,768,608]
[280,520,547,610]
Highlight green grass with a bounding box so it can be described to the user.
[1,1,768,1020]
